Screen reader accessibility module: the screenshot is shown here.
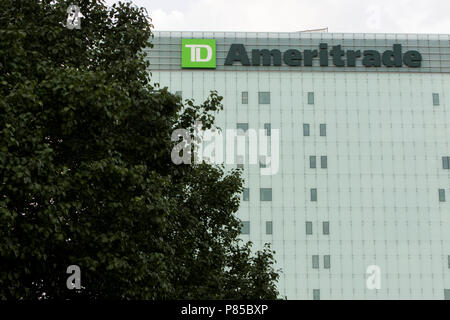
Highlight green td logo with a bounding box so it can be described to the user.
[181,39,216,68]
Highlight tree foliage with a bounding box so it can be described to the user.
[0,0,280,299]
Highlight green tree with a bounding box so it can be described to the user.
[0,0,280,299]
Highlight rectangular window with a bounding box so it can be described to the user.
[310,156,316,169]
[259,156,267,168]
[260,188,272,201]
[320,124,327,137]
[266,221,273,235]
[236,123,249,133]
[175,91,182,99]
[445,289,450,300]
[448,255,450,269]
[313,289,320,300]
[237,155,244,169]
[443,157,450,170]
[321,156,328,169]
[433,93,440,106]
[312,255,319,269]
[264,123,271,136]
[324,255,331,269]
[242,91,248,104]
[258,92,270,104]
[303,124,310,137]
[439,189,446,202]
[241,221,250,235]
[323,222,330,235]
[307,92,314,105]
[243,188,249,201]
[306,222,313,235]
[311,188,317,202]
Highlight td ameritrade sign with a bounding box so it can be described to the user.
[181,39,423,69]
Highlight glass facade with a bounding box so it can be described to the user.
[150,31,450,300]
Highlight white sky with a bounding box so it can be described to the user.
[105,0,450,34]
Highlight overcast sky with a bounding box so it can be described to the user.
[105,0,450,34]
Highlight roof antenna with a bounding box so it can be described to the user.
[297,27,329,32]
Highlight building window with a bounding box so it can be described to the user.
[258,92,270,104]
[306,222,313,235]
[310,156,316,169]
[311,189,317,202]
[313,289,320,300]
[242,91,248,104]
[324,255,331,269]
[443,157,450,170]
[237,155,244,169]
[312,255,319,269]
[323,222,330,235]
[321,156,328,169]
[236,123,249,133]
[243,188,250,201]
[266,221,273,235]
[175,91,182,99]
[320,124,327,137]
[303,124,310,136]
[439,189,446,202]
[259,156,267,168]
[307,92,314,105]
[448,255,450,269]
[433,93,440,106]
[445,289,450,300]
[264,123,271,136]
[241,221,250,235]
[260,188,272,201]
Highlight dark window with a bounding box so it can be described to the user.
[308,92,314,105]
[259,156,267,168]
[306,222,313,235]
[445,289,450,300]
[313,289,320,300]
[439,189,446,202]
[237,155,244,169]
[320,124,327,137]
[310,156,316,169]
[311,189,317,202]
[266,221,273,235]
[323,222,330,235]
[324,255,331,269]
[264,123,271,136]
[321,156,328,169]
[243,188,249,201]
[303,124,310,136]
[242,91,248,104]
[236,123,249,133]
[443,157,450,170]
[433,93,440,106]
[241,221,250,235]
[259,92,270,104]
[312,255,319,269]
[260,188,272,201]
